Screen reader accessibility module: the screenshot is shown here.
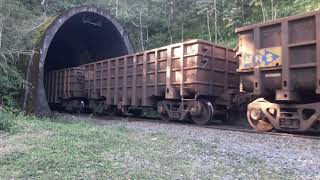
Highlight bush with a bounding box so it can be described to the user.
[0,110,17,133]
[0,51,30,108]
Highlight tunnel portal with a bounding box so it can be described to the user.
[44,11,131,72]
[31,6,133,116]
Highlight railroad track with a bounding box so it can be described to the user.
[127,117,320,140]
[84,114,320,140]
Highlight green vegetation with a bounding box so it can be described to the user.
[2,0,320,51]
[0,51,29,107]
[0,110,17,132]
[0,0,320,108]
[0,110,295,179]
[0,2,317,178]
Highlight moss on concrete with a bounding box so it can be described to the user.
[33,16,57,47]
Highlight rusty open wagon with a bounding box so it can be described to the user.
[236,11,320,131]
[45,39,239,125]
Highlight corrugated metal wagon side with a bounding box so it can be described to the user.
[45,67,86,112]
[82,39,239,124]
[236,11,320,132]
[44,40,240,123]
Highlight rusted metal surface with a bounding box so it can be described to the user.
[45,67,86,104]
[80,39,238,107]
[46,39,240,124]
[237,11,320,100]
[237,11,320,131]
[247,98,320,131]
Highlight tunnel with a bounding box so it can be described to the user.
[44,11,131,71]
[22,6,133,116]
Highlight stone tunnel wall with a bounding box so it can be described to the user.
[20,5,133,116]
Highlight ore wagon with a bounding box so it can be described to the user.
[46,39,239,125]
[236,11,320,132]
[44,67,86,112]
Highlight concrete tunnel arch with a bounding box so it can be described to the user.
[30,6,133,116]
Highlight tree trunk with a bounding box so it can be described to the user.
[260,0,268,21]
[41,0,47,19]
[146,26,149,49]
[167,0,174,44]
[271,0,277,20]
[168,23,173,44]
[181,22,184,42]
[0,17,3,49]
[206,11,212,41]
[23,50,35,111]
[169,0,175,22]
[214,0,217,43]
[115,0,119,17]
[146,26,149,41]
[241,0,245,20]
[139,11,144,51]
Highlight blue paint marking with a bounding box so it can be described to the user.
[241,47,281,69]
[261,50,280,66]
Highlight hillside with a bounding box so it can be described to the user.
[1,0,320,51]
[0,0,320,109]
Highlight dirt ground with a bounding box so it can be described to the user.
[59,113,320,179]
[1,112,319,179]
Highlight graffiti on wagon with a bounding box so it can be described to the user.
[241,46,282,69]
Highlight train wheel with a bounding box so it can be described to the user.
[247,108,273,132]
[131,109,143,117]
[109,106,123,116]
[157,101,171,122]
[160,112,171,122]
[190,99,213,125]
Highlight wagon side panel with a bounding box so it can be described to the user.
[237,12,320,101]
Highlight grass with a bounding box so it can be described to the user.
[0,110,296,179]
[0,110,18,133]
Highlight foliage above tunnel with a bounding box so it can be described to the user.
[2,0,320,52]
[1,0,320,109]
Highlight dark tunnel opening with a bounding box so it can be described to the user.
[39,9,133,113]
[44,12,129,72]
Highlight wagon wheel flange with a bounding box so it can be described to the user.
[247,108,273,132]
[190,99,214,125]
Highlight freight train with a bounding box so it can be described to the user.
[45,40,247,125]
[236,11,320,132]
[45,11,320,132]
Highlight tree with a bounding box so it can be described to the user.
[0,0,39,107]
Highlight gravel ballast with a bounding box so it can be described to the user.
[61,114,320,179]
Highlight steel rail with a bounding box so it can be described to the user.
[85,114,320,140]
